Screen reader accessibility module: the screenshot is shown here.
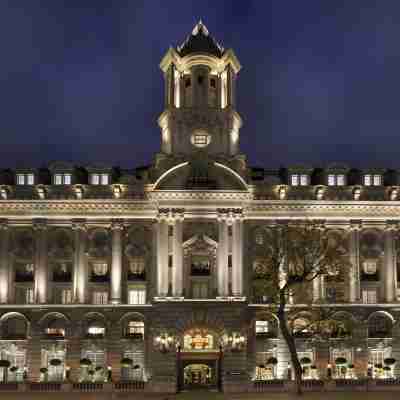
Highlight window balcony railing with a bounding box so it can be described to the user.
[15,273,34,282]
[124,332,144,340]
[256,331,278,339]
[1,333,27,340]
[52,272,72,282]
[190,267,210,276]
[368,330,392,339]
[360,272,380,282]
[90,274,110,283]
[127,272,146,281]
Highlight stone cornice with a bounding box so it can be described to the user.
[246,200,400,220]
[0,200,156,219]
[149,190,252,204]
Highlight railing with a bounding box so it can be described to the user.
[301,379,324,389]
[0,383,18,391]
[72,383,103,391]
[127,272,146,281]
[114,381,145,391]
[30,383,62,391]
[52,273,72,282]
[253,379,285,392]
[334,379,367,387]
[375,378,400,386]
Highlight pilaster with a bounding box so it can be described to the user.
[384,221,397,302]
[231,212,244,297]
[110,220,124,304]
[0,220,10,303]
[33,220,48,304]
[217,212,229,297]
[171,212,184,297]
[156,212,169,297]
[72,221,87,304]
[349,221,362,303]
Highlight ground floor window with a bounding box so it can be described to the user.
[330,348,353,378]
[184,363,214,386]
[0,346,26,382]
[121,351,144,381]
[369,348,392,378]
[42,348,65,382]
[297,351,316,379]
[81,350,106,382]
[255,351,277,380]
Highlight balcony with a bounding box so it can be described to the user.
[124,332,144,341]
[53,272,72,282]
[361,272,380,282]
[190,265,210,276]
[15,272,34,283]
[127,272,146,281]
[90,273,110,283]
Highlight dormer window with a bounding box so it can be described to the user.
[291,174,308,186]
[16,173,34,185]
[327,174,345,186]
[54,173,71,185]
[90,173,109,185]
[364,174,381,186]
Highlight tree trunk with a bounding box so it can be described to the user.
[277,290,303,396]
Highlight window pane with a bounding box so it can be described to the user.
[64,174,71,185]
[337,175,345,186]
[256,321,269,333]
[128,289,146,305]
[27,174,34,185]
[328,175,335,186]
[54,174,62,185]
[62,289,72,304]
[101,174,108,185]
[291,174,299,186]
[91,174,99,185]
[26,288,34,304]
[17,174,25,185]
[364,175,371,186]
[373,175,381,186]
[300,174,308,186]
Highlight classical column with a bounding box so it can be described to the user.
[156,213,169,297]
[72,221,87,303]
[231,214,244,297]
[0,220,10,303]
[312,276,322,302]
[172,213,184,297]
[384,221,397,302]
[33,220,48,304]
[110,221,124,304]
[217,213,229,297]
[349,221,361,303]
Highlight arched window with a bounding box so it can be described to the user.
[368,314,393,338]
[1,315,28,339]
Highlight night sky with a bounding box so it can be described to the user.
[1,1,399,170]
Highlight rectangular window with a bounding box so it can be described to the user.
[194,135,207,145]
[27,174,34,185]
[128,288,146,305]
[300,174,308,186]
[291,174,299,186]
[16,174,25,185]
[92,291,108,305]
[25,288,34,304]
[91,174,100,185]
[362,289,377,304]
[328,174,335,186]
[192,282,208,299]
[337,174,345,186]
[64,174,71,185]
[54,174,62,185]
[255,320,269,334]
[373,174,381,186]
[364,174,371,186]
[61,289,72,304]
[101,174,109,185]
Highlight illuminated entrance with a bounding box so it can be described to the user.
[177,329,222,391]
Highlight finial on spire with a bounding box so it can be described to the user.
[192,20,209,36]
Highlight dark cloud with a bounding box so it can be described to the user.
[0,1,399,169]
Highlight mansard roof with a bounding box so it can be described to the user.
[177,21,224,58]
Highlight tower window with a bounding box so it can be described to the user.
[194,135,207,145]
[210,78,216,88]
[197,76,204,85]
[191,131,211,148]
[185,77,191,88]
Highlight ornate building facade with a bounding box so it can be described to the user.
[0,22,400,393]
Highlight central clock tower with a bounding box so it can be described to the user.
[157,21,244,167]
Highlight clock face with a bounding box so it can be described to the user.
[191,130,211,148]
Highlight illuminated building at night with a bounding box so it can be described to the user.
[0,22,400,393]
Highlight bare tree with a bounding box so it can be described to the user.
[253,222,350,395]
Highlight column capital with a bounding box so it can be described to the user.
[0,219,9,231]
[110,220,124,231]
[33,219,47,231]
[217,208,243,224]
[349,220,362,232]
[157,208,184,224]
[385,220,399,232]
[72,221,87,232]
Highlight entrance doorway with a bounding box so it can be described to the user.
[177,352,221,391]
